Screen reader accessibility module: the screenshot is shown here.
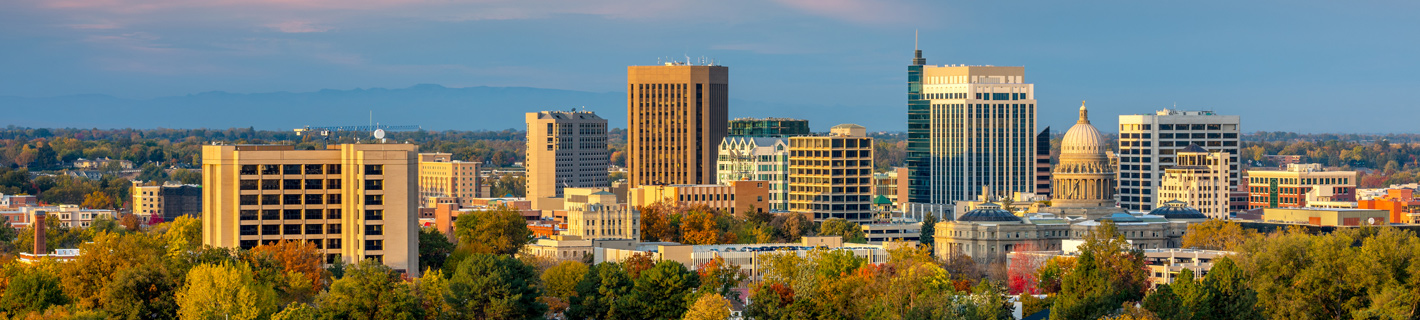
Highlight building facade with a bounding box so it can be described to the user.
[716,137,790,211]
[526,111,610,209]
[563,188,638,240]
[907,50,1038,212]
[627,64,728,188]
[788,124,875,222]
[417,153,481,208]
[1157,145,1231,219]
[1035,127,1052,198]
[873,167,909,212]
[728,117,810,137]
[1117,109,1241,211]
[1246,164,1357,209]
[131,182,202,222]
[201,144,420,275]
[628,180,770,216]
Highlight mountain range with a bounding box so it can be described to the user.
[0,84,894,132]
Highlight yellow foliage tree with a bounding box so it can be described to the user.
[1181,220,1259,251]
[682,293,731,320]
[176,263,279,320]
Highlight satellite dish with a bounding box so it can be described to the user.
[373,129,386,139]
[1368,217,1377,225]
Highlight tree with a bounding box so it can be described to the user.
[771,213,813,242]
[629,260,700,319]
[176,263,280,320]
[82,191,115,209]
[568,262,634,320]
[1142,284,1183,320]
[420,227,455,272]
[696,256,748,300]
[540,260,589,316]
[0,216,17,254]
[60,231,164,309]
[920,212,937,249]
[1051,220,1149,320]
[271,303,320,320]
[416,268,455,320]
[249,240,327,301]
[453,207,533,256]
[682,293,731,320]
[447,253,546,319]
[1180,220,1257,251]
[171,169,202,185]
[819,218,866,243]
[0,266,67,315]
[317,260,422,320]
[680,207,728,245]
[102,262,179,320]
[119,213,143,231]
[1200,257,1262,320]
[137,163,169,182]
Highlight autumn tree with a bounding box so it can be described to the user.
[683,293,731,320]
[639,202,683,242]
[819,218,865,243]
[1051,220,1149,320]
[447,253,546,319]
[681,207,731,245]
[540,260,589,316]
[317,259,422,320]
[82,191,115,209]
[629,260,700,319]
[102,262,179,320]
[416,268,455,320]
[1180,220,1258,251]
[176,263,280,320]
[770,213,813,242]
[59,231,164,309]
[453,207,532,256]
[696,256,748,300]
[0,265,67,315]
[249,240,327,297]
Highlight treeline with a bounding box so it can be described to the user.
[637,203,867,245]
[1241,138,1420,187]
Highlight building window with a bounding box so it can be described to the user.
[328,239,342,249]
[365,165,383,175]
[240,225,259,235]
[305,179,324,189]
[327,209,342,220]
[306,224,323,235]
[306,194,323,205]
[284,224,301,235]
[262,179,280,190]
[240,210,259,221]
[305,164,324,175]
[240,195,259,206]
[262,210,280,220]
[240,180,259,190]
[284,194,302,205]
[240,240,258,249]
[241,165,258,175]
[305,209,323,220]
[328,194,342,205]
[261,195,280,205]
[365,210,383,220]
[328,224,342,234]
[284,179,301,190]
[365,240,383,251]
[365,224,383,235]
[284,209,301,220]
[365,195,383,205]
[328,179,342,189]
[262,165,280,175]
[365,180,384,191]
[282,165,300,175]
[262,225,280,235]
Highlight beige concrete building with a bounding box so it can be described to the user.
[563,188,638,240]
[1247,164,1357,209]
[627,64,728,188]
[1259,207,1388,226]
[1158,145,1231,219]
[789,124,875,222]
[202,144,420,275]
[132,181,202,223]
[526,111,610,210]
[1117,109,1241,211]
[628,180,770,215]
[417,153,481,208]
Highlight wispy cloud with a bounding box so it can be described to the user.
[67,23,121,30]
[265,21,332,33]
[771,0,914,24]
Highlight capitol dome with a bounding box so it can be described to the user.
[1061,102,1107,155]
[1149,200,1209,220]
[957,203,1022,223]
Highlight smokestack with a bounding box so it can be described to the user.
[33,211,46,255]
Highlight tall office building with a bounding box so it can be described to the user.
[417,153,481,208]
[202,144,419,275]
[716,137,790,211]
[1158,145,1231,219]
[526,111,610,210]
[627,63,728,188]
[1035,127,1052,198]
[789,124,875,222]
[907,49,1037,212]
[728,118,810,137]
[1117,110,1240,211]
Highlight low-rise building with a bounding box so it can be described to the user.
[564,188,638,240]
[1258,207,1389,226]
[132,181,202,223]
[861,222,921,244]
[418,153,482,208]
[628,181,770,215]
[1247,164,1357,209]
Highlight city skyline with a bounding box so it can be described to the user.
[3,1,1419,133]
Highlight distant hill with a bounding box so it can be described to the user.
[0,84,897,132]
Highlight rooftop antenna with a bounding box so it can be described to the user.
[915,29,918,51]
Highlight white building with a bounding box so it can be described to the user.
[1117,109,1241,211]
[1157,145,1232,219]
[717,137,790,211]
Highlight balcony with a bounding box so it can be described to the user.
[305,164,324,175]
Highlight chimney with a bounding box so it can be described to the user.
[33,211,46,255]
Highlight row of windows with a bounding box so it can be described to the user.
[240,179,347,190]
[241,164,342,175]
[240,209,343,220]
[239,223,343,235]
[239,194,343,206]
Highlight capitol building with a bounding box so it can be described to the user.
[933,103,1208,262]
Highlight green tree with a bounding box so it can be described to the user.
[447,253,546,319]
[137,163,169,182]
[568,262,634,320]
[317,260,422,320]
[629,260,700,320]
[696,256,748,300]
[271,303,320,320]
[0,265,67,315]
[1051,220,1148,320]
[176,263,280,320]
[416,268,455,320]
[920,212,937,249]
[420,227,455,272]
[819,218,865,243]
[453,207,533,256]
[1142,284,1183,320]
[101,262,179,320]
[540,260,589,316]
[171,168,202,185]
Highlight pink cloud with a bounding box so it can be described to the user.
[266,21,333,33]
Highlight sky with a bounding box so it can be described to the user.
[2,0,1419,133]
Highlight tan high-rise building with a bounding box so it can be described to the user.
[789,124,875,223]
[627,64,728,188]
[1158,145,1231,219]
[418,153,481,208]
[526,111,610,210]
[202,144,419,276]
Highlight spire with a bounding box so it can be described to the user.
[911,30,926,66]
[1078,101,1090,124]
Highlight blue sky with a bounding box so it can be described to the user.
[2,0,1418,133]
